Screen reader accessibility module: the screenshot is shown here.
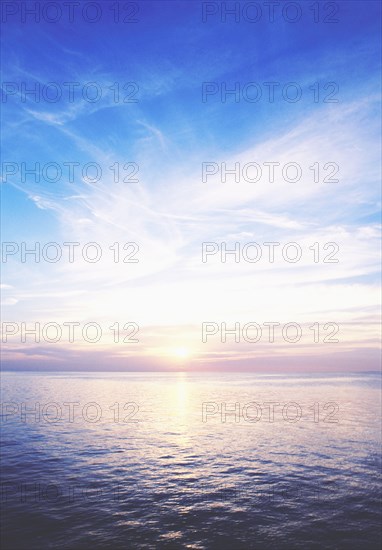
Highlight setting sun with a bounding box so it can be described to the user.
[172,347,191,360]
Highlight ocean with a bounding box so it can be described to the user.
[1,371,381,549]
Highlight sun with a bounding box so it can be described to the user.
[172,347,191,360]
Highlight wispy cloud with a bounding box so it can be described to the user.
[2,3,380,369]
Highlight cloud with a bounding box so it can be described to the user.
[1,49,380,369]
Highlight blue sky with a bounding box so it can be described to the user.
[1,0,381,370]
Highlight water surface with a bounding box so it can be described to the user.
[1,371,381,549]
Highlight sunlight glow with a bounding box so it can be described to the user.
[172,347,191,360]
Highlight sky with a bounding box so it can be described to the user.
[1,0,381,371]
